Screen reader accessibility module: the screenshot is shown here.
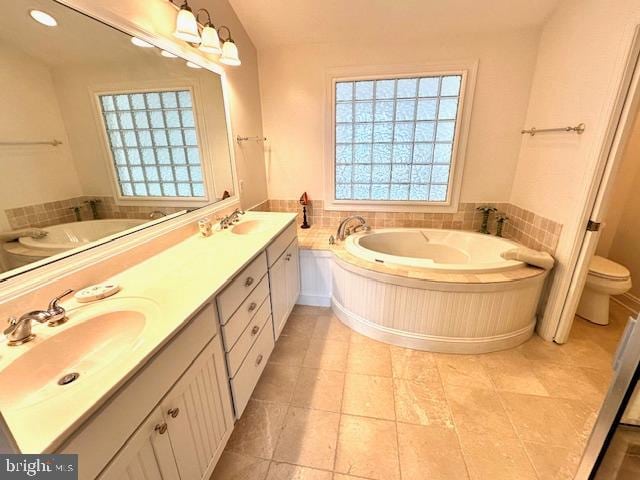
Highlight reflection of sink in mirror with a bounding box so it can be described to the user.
[18,219,146,254]
[232,220,268,235]
[0,0,237,279]
[0,299,158,410]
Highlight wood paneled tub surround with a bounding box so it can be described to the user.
[329,228,548,354]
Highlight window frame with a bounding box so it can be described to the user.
[91,80,218,207]
[324,62,477,212]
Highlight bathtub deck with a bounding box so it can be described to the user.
[296,225,546,284]
[212,302,627,480]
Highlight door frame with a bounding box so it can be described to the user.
[554,26,640,343]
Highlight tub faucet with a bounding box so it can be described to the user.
[336,216,370,241]
[3,289,74,346]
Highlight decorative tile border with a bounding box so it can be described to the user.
[251,199,562,254]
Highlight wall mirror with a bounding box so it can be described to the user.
[0,0,236,280]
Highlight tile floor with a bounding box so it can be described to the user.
[212,301,632,480]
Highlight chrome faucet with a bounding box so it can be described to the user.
[4,289,74,346]
[228,208,245,224]
[336,216,370,241]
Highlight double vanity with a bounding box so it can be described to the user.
[0,212,300,480]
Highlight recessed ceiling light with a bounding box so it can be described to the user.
[161,50,178,58]
[29,10,57,27]
[131,37,153,48]
[185,61,202,69]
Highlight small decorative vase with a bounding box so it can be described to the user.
[476,206,497,234]
[299,192,311,229]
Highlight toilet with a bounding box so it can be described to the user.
[576,255,632,325]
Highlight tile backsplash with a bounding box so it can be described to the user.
[252,199,562,254]
[5,196,187,230]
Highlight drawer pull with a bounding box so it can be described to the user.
[244,276,254,287]
[248,302,258,312]
[251,325,260,336]
[256,354,264,366]
[285,253,292,261]
[155,423,168,435]
[168,408,180,418]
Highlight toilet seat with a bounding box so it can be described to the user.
[588,256,630,281]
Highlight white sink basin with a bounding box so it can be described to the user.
[0,298,158,410]
[232,219,267,235]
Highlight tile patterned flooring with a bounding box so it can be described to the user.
[211,302,631,480]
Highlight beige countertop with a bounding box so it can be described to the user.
[0,211,296,454]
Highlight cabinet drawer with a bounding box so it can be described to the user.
[217,251,268,323]
[230,320,275,417]
[266,222,297,267]
[227,300,271,377]
[221,275,269,351]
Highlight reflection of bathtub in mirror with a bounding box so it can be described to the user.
[18,219,147,253]
[3,219,146,268]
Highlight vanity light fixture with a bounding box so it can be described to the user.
[161,50,178,58]
[185,61,202,69]
[172,0,201,43]
[29,10,57,27]
[218,26,241,66]
[131,37,154,48]
[169,0,240,66]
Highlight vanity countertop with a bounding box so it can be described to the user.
[0,211,296,454]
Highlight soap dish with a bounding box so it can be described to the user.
[75,284,120,303]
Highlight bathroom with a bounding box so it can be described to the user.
[1,0,640,479]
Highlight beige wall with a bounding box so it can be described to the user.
[509,0,640,338]
[258,29,540,203]
[64,0,268,209]
[0,44,83,230]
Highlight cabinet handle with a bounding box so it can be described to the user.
[256,354,264,366]
[155,423,168,435]
[248,302,257,312]
[251,325,260,336]
[244,276,254,287]
[285,253,292,261]
[168,408,180,418]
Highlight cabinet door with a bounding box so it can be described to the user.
[161,336,234,480]
[285,239,301,310]
[98,408,179,480]
[269,252,288,340]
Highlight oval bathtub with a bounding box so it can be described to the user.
[332,228,548,354]
[18,219,147,254]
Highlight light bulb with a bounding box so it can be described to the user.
[131,37,153,48]
[29,10,57,27]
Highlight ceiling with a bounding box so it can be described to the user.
[228,0,560,49]
[0,0,151,67]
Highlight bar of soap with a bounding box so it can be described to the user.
[75,284,121,303]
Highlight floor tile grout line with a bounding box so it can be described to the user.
[332,326,352,476]
[435,354,473,480]
[486,363,542,480]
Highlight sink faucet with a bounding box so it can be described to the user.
[228,208,245,224]
[4,289,74,346]
[336,216,370,241]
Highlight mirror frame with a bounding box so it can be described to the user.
[0,0,240,292]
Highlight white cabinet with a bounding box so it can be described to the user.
[99,337,233,480]
[99,408,180,480]
[270,238,301,339]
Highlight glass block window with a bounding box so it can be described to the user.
[334,75,462,202]
[98,90,205,198]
